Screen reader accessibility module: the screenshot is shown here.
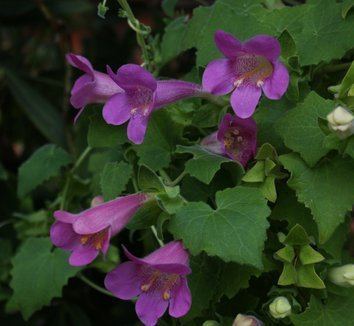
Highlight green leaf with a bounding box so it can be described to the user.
[134,110,184,170]
[320,223,348,260]
[345,137,354,160]
[87,113,127,148]
[5,69,66,146]
[270,184,318,238]
[338,61,354,98]
[254,98,293,152]
[296,264,325,289]
[177,145,244,184]
[242,161,265,183]
[183,0,272,66]
[161,0,178,17]
[283,224,310,246]
[160,16,188,65]
[91,245,120,273]
[170,186,270,268]
[14,210,50,240]
[217,262,259,299]
[276,92,334,167]
[100,161,132,200]
[127,200,162,230]
[10,237,79,320]
[291,295,354,326]
[18,144,72,198]
[299,245,325,265]
[264,0,354,66]
[183,255,220,321]
[278,263,297,286]
[280,153,354,243]
[137,165,164,193]
[275,246,295,263]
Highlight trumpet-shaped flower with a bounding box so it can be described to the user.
[105,241,192,326]
[50,193,148,266]
[103,64,201,144]
[202,30,289,118]
[201,113,257,166]
[66,53,122,122]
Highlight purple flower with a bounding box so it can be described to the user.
[105,241,192,326]
[202,30,289,118]
[50,193,149,266]
[103,64,201,144]
[201,113,257,167]
[66,53,122,122]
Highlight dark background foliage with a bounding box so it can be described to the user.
[0,1,202,325]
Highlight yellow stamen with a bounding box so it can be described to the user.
[141,271,161,292]
[80,235,90,245]
[163,291,170,300]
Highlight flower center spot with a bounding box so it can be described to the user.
[234,55,273,88]
[80,228,109,250]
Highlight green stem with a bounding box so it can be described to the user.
[164,171,187,187]
[159,169,172,183]
[150,225,164,247]
[60,147,92,210]
[78,273,115,297]
[117,0,151,68]
[199,92,228,107]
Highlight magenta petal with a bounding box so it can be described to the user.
[72,194,146,235]
[123,241,190,275]
[101,227,111,255]
[66,53,94,76]
[136,289,169,326]
[127,114,149,145]
[154,80,202,109]
[70,75,95,109]
[50,222,80,250]
[102,93,132,125]
[69,245,99,266]
[200,132,224,155]
[202,58,235,95]
[231,85,262,118]
[108,64,157,92]
[214,30,243,59]
[262,61,289,100]
[104,261,142,300]
[54,210,78,223]
[243,35,281,62]
[169,277,191,318]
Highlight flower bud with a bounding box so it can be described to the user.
[91,195,104,207]
[328,264,354,287]
[269,296,292,319]
[327,106,354,139]
[233,313,263,326]
[202,321,220,326]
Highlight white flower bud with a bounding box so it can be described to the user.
[91,195,104,207]
[202,321,220,326]
[269,296,292,319]
[328,264,354,287]
[327,106,354,139]
[233,313,263,326]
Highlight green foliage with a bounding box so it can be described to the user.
[5,69,66,147]
[280,153,354,243]
[134,110,184,170]
[276,92,334,167]
[10,238,79,320]
[291,295,354,326]
[18,144,72,198]
[170,186,270,268]
[177,145,244,184]
[3,0,354,324]
[88,113,127,148]
[275,225,325,289]
[100,161,132,200]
